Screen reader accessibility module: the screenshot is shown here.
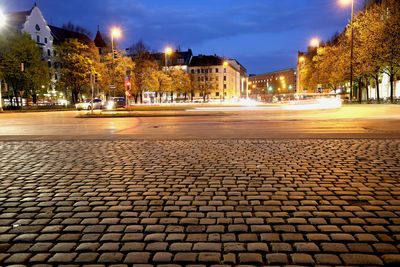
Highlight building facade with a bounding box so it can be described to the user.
[8,4,54,69]
[248,68,296,101]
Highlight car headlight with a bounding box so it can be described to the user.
[107,102,114,110]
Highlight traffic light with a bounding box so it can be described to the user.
[125,81,131,90]
[94,73,99,83]
[113,50,118,59]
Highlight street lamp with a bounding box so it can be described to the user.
[164,47,172,73]
[0,9,6,112]
[310,38,320,48]
[341,0,354,101]
[111,28,121,97]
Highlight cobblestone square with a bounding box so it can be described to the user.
[0,139,400,266]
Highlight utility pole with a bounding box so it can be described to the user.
[90,72,94,114]
[350,0,354,102]
[0,79,3,112]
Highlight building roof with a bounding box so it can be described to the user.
[251,68,296,78]
[152,49,193,66]
[94,30,107,48]
[49,25,93,46]
[189,55,224,67]
[6,10,32,28]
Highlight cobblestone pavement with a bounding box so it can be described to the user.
[0,139,400,266]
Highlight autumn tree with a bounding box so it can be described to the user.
[0,31,51,107]
[55,39,94,103]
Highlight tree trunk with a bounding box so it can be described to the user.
[139,91,143,104]
[159,92,163,103]
[184,93,187,101]
[170,92,173,103]
[375,74,380,104]
[365,75,369,103]
[390,67,394,103]
[358,79,362,104]
[191,90,194,102]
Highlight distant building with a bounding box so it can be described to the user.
[150,50,247,102]
[7,4,54,67]
[248,68,296,101]
[188,55,246,101]
[153,49,193,73]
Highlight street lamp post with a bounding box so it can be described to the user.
[0,9,6,112]
[111,28,120,98]
[341,0,355,101]
[310,38,320,93]
[164,47,172,103]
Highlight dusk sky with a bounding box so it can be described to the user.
[2,0,362,74]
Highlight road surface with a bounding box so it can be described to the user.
[1,105,400,140]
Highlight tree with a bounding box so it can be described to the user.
[97,51,135,98]
[0,31,51,107]
[55,39,94,104]
[169,69,191,101]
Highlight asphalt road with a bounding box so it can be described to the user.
[1,105,400,140]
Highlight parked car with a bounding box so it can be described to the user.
[106,97,126,110]
[75,99,103,111]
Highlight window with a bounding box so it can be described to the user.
[216,92,220,97]
[224,84,227,89]
[177,58,184,64]
[201,69,204,73]
[37,35,40,43]
[216,68,219,73]
[224,68,226,73]
[55,74,58,80]
[205,77,208,81]
[191,70,194,74]
[224,76,226,81]
[45,38,47,44]
[35,24,40,31]
[47,49,51,56]
[197,69,200,74]
[48,61,51,68]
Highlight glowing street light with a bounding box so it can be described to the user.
[165,47,172,55]
[164,47,173,74]
[340,0,355,101]
[299,56,305,63]
[310,38,320,48]
[110,27,121,97]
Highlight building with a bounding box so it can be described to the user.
[7,4,108,104]
[188,55,246,101]
[7,3,54,68]
[153,49,193,73]
[149,50,247,102]
[248,68,296,101]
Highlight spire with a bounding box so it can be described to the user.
[94,26,107,48]
[34,2,37,6]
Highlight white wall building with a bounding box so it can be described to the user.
[8,4,54,67]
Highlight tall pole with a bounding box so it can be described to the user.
[350,0,354,102]
[0,79,3,112]
[111,34,115,98]
[90,72,94,114]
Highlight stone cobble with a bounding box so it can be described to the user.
[0,139,399,266]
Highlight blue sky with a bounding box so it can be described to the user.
[1,0,362,74]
